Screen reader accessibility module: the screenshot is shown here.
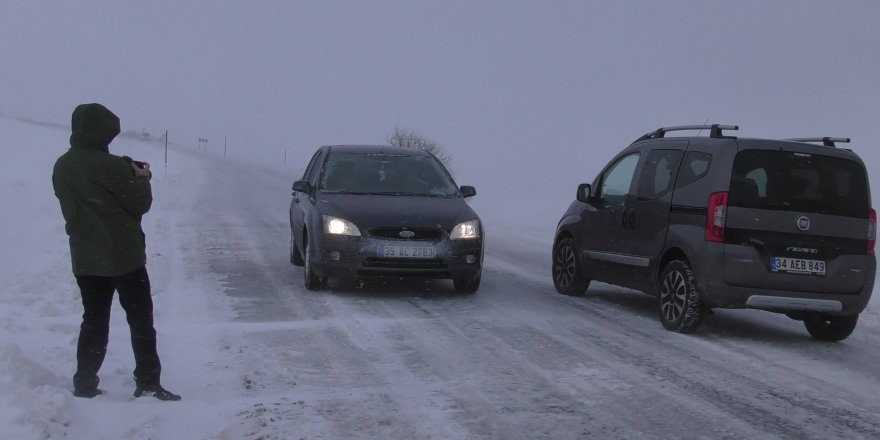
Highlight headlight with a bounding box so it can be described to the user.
[323,215,361,236]
[450,219,480,240]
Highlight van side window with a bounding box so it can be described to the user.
[599,153,640,205]
[675,151,712,189]
[637,149,683,199]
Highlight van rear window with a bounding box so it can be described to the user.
[728,149,869,218]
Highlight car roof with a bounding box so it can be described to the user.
[324,144,432,156]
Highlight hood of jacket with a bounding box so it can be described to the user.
[69,103,120,152]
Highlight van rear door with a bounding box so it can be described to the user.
[722,147,872,294]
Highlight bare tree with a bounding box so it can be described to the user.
[385,126,451,167]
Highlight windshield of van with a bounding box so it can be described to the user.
[728,149,869,218]
[320,152,459,197]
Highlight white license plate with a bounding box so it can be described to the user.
[378,245,436,258]
[770,256,826,276]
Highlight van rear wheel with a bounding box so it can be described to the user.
[804,313,858,341]
[658,260,704,333]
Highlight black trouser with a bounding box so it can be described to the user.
[73,266,161,391]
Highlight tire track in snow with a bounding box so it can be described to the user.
[189,157,880,439]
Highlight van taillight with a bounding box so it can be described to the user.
[705,191,728,243]
[868,208,876,256]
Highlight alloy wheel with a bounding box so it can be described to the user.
[551,237,589,296]
[660,269,686,323]
[554,243,576,289]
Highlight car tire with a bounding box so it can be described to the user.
[658,260,704,333]
[803,313,858,341]
[290,233,305,266]
[552,237,590,296]
[303,237,327,290]
[453,275,481,294]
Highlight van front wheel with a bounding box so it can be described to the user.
[552,237,590,296]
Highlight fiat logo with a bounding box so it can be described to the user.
[796,216,811,231]
[399,230,416,238]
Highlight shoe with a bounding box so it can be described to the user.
[73,388,103,398]
[133,384,181,401]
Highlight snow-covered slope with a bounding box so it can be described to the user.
[2,116,880,439]
[0,116,236,438]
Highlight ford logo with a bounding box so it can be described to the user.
[399,230,416,238]
[796,216,811,231]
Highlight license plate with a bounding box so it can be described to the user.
[378,245,436,258]
[770,256,826,276]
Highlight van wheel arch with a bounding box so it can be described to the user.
[658,248,689,284]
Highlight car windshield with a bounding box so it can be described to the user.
[320,152,459,197]
[728,149,869,218]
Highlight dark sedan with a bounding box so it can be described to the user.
[289,145,483,292]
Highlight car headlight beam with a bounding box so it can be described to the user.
[451,219,480,240]
[323,215,361,236]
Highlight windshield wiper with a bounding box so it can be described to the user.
[385,191,433,196]
[325,190,455,197]
[322,190,371,195]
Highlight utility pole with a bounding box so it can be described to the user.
[224,135,227,158]
[164,130,168,166]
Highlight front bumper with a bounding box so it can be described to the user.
[311,234,483,280]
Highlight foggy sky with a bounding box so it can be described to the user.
[3,1,879,201]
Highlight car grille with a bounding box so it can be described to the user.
[362,258,447,270]
[367,227,445,241]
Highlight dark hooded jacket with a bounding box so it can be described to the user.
[52,103,152,276]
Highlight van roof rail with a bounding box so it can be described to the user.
[784,137,851,148]
[634,124,739,143]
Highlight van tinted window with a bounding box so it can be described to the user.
[729,149,869,218]
[637,149,683,199]
[675,151,712,189]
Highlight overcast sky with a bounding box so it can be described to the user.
[3,1,879,195]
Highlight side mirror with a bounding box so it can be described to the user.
[460,185,477,198]
[292,180,313,194]
[576,183,593,203]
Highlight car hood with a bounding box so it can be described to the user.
[317,193,479,230]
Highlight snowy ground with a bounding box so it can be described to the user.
[2,116,880,439]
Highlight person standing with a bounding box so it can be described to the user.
[52,103,180,401]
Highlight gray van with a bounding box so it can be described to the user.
[553,125,875,341]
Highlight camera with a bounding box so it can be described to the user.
[122,156,152,180]
[122,156,147,169]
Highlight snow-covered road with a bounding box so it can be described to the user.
[2,118,879,439]
[179,151,880,439]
